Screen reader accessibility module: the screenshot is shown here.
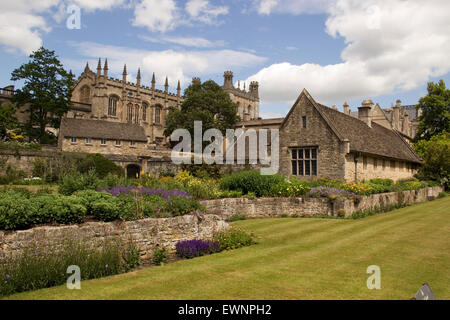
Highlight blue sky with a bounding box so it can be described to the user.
[1,0,449,118]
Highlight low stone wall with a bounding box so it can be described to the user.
[0,214,228,261]
[334,186,443,217]
[203,187,444,219]
[203,197,332,219]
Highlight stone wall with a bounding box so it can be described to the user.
[0,214,228,261]
[203,187,444,219]
[203,197,332,219]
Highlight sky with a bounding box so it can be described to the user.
[0,0,449,118]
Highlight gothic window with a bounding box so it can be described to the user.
[127,103,133,123]
[134,104,139,124]
[155,106,161,124]
[142,103,148,122]
[108,96,118,116]
[80,86,90,104]
[302,116,307,129]
[291,147,318,177]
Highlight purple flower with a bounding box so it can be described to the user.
[5,274,10,279]
[105,264,108,268]
[176,239,220,259]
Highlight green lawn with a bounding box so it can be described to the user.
[4,196,450,300]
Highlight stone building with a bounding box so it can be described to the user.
[265,90,422,182]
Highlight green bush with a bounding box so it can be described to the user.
[163,197,205,217]
[33,194,86,225]
[0,237,140,297]
[77,153,124,178]
[152,246,169,266]
[219,170,285,197]
[228,214,247,222]
[369,178,394,186]
[269,177,311,197]
[90,199,123,222]
[58,170,101,195]
[213,228,256,251]
[0,193,38,230]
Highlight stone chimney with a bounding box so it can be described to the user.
[392,99,401,130]
[223,71,234,89]
[358,100,374,128]
[343,102,350,115]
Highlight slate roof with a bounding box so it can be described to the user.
[60,118,148,142]
[282,90,422,163]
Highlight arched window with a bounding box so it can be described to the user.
[127,103,133,123]
[142,103,148,122]
[155,106,161,124]
[108,96,118,116]
[134,104,139,124]
[80,86,90,104]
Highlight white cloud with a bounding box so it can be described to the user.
[0,0,126,54]
[132,0,180,33]
[140,35,226,48]
[254,0,335,15]
[245,0,450,106]
[69,41,267,88]
[185,0,229,24]
[72,0,127,12]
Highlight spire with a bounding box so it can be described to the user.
[177,80,181,97]
[96,58,102,76]
[122,64,127,83]
[164,76,169,93]
[103,58,108,78]
[84,62,90,73]
[238,81,240,90]
[137,68,141,87]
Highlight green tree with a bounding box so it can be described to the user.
[415,131,449,187]
[415,80,450,141]
[11,47,75,143]
[164,80,240,145]
[0,103,19,139]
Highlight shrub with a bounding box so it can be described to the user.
[219,170,285,197]
[214,228,256,251]
[0,237,140,297]
[228,214,247,222]
[269,177,311,197]
[33,194,87,225]
[369,178,394,186]
[76,153,124,178]
[163,196,205,217]
[175,239,220,259]
[90,198,124,222]
[0,193,38,230]
[152,246,169,266]
[58,170,100,195]
[218,190,243,198]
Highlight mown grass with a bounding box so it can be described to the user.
[3,197,450,300]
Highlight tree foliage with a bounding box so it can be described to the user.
[10,47,74,143]
[0,103,19,139]
[416,80,450,141]
[164,80,240,145]
[414,131,450,187]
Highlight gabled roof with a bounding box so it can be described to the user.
[60,118,148,142]
[281,89,422,163]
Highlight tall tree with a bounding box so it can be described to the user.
[0,103,19,139]
[415,80,450,141]
[11,47,74,143]
[164,80,240,144]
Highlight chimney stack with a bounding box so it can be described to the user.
[358,100,374,127]
[249,81,259,98]
[343,102,350,115]
[392,99,401,130]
